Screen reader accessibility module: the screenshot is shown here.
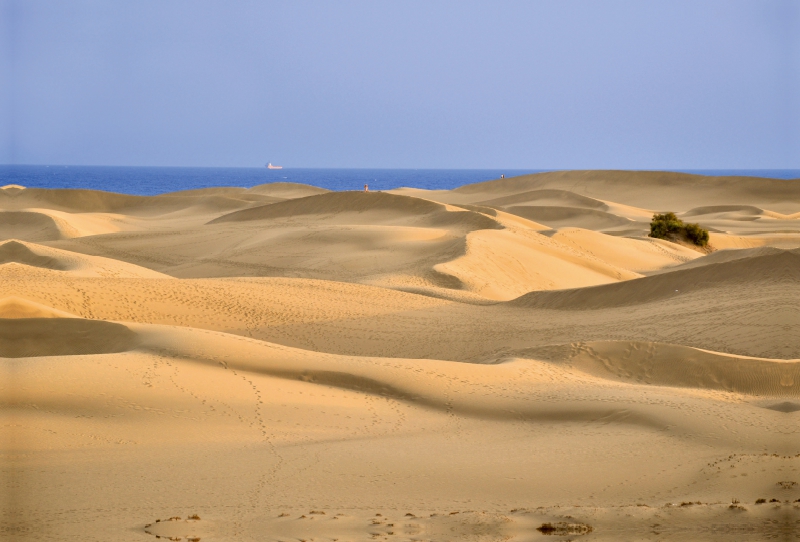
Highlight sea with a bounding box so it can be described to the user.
[0,165,798,196]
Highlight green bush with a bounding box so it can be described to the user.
[649,212,709,247]
[683,222,709,246]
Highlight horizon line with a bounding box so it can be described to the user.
[2,164,799,171]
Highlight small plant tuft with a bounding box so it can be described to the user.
[729,498,746,511]
[537,522,594,535]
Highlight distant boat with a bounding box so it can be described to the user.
[266,162,283,170]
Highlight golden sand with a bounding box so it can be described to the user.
[1,171,799,540]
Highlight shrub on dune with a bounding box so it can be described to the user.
[683,221,710,246]
[649,212,709,248]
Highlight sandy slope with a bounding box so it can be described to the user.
[2,172,800,541]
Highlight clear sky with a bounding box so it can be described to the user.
[1,0,798,169]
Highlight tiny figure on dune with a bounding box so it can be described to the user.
[364,184,369,192]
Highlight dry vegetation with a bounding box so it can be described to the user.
[649,211,710,248]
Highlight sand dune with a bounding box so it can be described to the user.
[126,323,798,421]
[0,208,145,240]
[5,266,795,361]
[504,204,635,230]
[512,248,800,309]
[1,187,269,214]
[548,228,701,272]
[0,240,66,269]
[0,296,78,318]
[0,317,137,357]
[0,240,170,277]
[684,204,774,218]
[450,170,800,212]
[41,192,507,295]
[0,211,63,241]
[6,319,799,540]
[397,171,800,237]
[208,190,446,223]
[434,228,642,299]
[3,171,800,541]
[244,181,331,198]
[476,188,609,209]
[210,190,502,231]
[646,245,787,273]
[708,232,800,250]
[40,191,681,299]
[683,204,800,221]
[525,340,799,396]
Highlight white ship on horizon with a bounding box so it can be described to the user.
[266,162,283,170]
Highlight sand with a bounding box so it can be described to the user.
[1,171,800,541]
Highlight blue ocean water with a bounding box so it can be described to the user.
[0,165,798,196]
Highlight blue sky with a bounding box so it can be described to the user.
[1,0,798,168]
